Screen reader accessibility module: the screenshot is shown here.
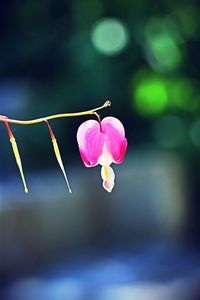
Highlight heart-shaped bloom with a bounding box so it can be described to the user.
[77,116,127,192]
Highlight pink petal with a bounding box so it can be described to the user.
[77,120,104,167]
[118,138,128,163]
[101,117,127,164]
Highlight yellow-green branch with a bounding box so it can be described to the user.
[0,101,111,125]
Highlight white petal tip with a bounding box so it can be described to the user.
[103,183,114,193]
[105,187,113,193]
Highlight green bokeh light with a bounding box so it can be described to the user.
[190,120,200,148]
[145,17,183,72]
[168,78,198,112]
[132,68,199,117]
[91,18,129,55]
[133,75,168,117]
[152,115,187,148]
[149,34,182,71]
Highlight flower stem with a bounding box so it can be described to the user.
[0,101,111,125]
[92,112,101,123]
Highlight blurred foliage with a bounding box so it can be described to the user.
[0,0,200,170]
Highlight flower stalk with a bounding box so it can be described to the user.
[0,101,111,194]
[0,101,111,125]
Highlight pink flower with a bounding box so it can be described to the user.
[77,117,127,192]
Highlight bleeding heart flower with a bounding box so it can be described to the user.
[77,116,127,192]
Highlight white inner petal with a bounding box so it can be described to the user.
[101,165,115,193]
[98,143,113,166]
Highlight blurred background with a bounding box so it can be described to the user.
[0,0,200,299]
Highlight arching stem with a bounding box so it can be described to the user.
[0,101,111,125]
[92,112,102,131]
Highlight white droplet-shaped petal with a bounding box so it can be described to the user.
[101,165,115,192]
[98,143,113,166]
